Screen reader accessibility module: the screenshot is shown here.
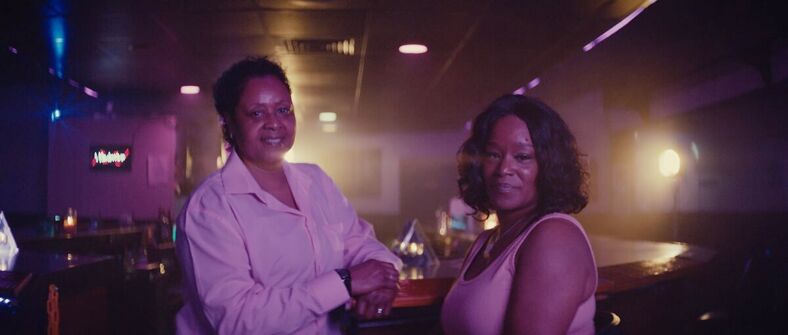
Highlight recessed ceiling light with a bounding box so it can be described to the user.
[84,87,99,98]
[527,78,540,89]
[398,44,428,54]
[180,85,200,94]
[319,112,337,122]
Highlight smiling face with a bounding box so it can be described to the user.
[482,114,539,217]
[230,75,295,171]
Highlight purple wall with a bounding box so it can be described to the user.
[0,86,49,215]
[47,116,176,220]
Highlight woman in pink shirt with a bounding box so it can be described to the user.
[441,94,597,335]
[175,57,402,335]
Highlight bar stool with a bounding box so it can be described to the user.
[594,311,622,335]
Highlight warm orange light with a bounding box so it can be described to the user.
[398,44,428,54]
[438,211,450,236]
[180,85,200,94]
[64,208,77,233]
[483,213,499,230]
[659,149,681,177]
[63,217,76,234]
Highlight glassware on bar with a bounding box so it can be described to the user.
[63,207,78,234]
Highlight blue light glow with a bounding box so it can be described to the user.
[51,109,61,122]
[47,0,67,78]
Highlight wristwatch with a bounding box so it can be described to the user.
[335,268,352,295]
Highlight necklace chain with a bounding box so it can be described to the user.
[482,219,524,260]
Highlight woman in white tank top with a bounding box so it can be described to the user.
[442,94,596,335]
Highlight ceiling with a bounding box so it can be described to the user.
[2,0,786,133]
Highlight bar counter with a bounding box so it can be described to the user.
[2,250,120,335]
[13,220,161,255]
[393,235,716,307]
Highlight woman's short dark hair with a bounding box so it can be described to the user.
[213,56,291,148]
[458,94,588,218]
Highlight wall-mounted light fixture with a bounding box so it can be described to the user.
[180,85,200,95]
[398,44,428,54]
[658,149,681,177]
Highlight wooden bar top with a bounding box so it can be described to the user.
[393,235,715,308]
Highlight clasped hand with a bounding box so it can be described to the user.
[348,260,401,319]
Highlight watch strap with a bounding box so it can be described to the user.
[335,268,352,295]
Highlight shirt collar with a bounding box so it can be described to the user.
[220,151,312,212]
[221,150,261,195]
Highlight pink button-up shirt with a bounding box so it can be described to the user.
[175,152,402,335]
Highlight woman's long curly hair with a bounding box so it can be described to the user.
[457,94,589,218]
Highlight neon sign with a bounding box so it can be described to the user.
[90,145,132,171]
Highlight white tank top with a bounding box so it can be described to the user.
[441,213,597,335]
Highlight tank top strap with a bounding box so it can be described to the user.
[504,213,598,280]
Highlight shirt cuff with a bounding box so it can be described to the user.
[307,271,351,314]
[371,254,404,272]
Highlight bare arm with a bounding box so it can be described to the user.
[503,218,596,335]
